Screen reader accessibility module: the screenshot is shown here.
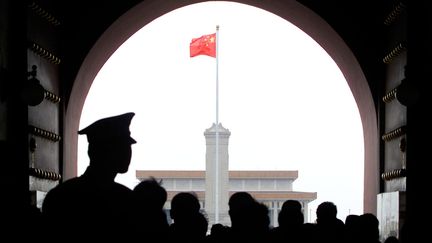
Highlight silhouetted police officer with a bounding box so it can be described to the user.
[42,112,137,241]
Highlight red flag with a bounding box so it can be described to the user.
[190,33,216,58]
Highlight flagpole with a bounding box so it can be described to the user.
[215,24,220,224]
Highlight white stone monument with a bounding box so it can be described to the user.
[204,123,231,226]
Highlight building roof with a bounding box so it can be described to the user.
[137,170,315,203]
[136,170,298,180]
[230,170,298,179]
[165,190,317,201]
[137,170,205,179]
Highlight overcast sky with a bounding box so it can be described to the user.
[78,1,364,223]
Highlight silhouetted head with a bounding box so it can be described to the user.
[228,192,255,211]
[316,201,338,223]
[345,214,361,240]
[133,177,167,209]
[228,192,257,228]
[79,112,136,174]
[359,213,380,240]
[170,192,200,222]
[211,223,229,237]
[384,236,399,243]
[278,200,304,227]
[345,214,360,226]
[255,202,270,231]
[282,200,302,212]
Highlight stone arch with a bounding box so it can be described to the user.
[64,0,378,213]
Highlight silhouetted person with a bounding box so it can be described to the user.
[132,177,169,241]
[255,201,271,239]
[227,192,270,242]
[206,223,230,243]
[228,192,255,228]
[168,192,208,242]
[344,214,361,243]
[384,236,399,243]
[41,112,137,241]
[358,213,381,243]
[270,200,304,243]
[315,201,345,243]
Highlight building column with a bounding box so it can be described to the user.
[273,201,278,227]
[303,201,309,223]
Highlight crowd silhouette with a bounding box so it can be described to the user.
[36,113,402,242]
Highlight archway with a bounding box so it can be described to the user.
[64,0,378,214]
